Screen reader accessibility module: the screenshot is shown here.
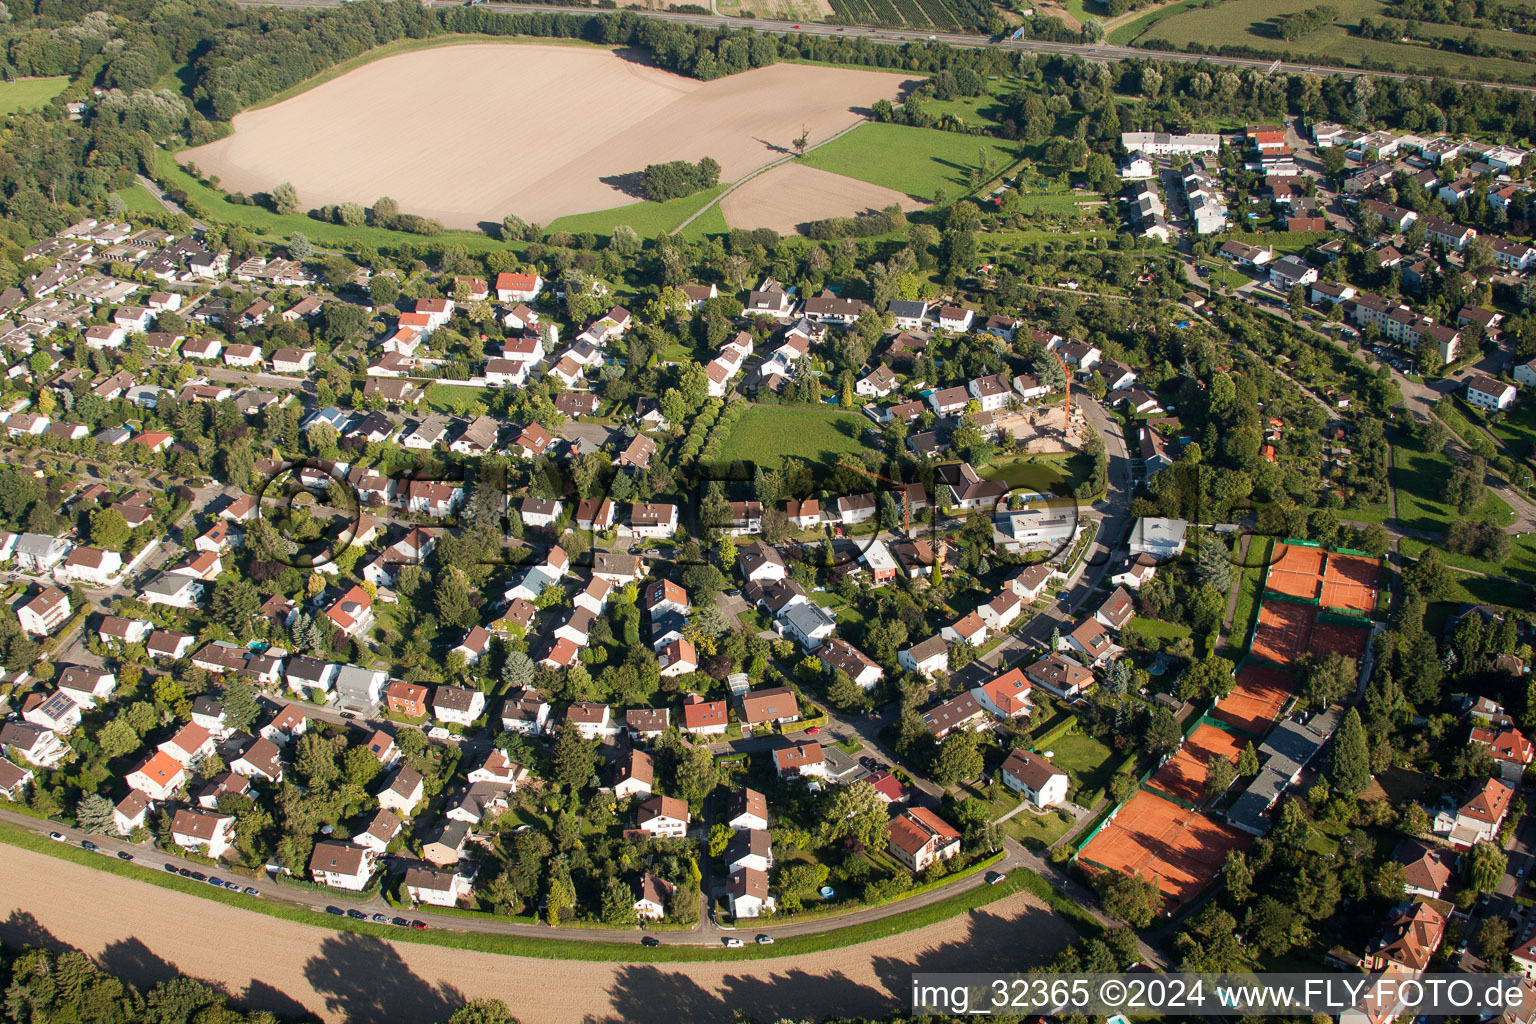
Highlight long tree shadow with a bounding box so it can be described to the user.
[303,933,464,1024]
[868,901,1081,998]
[590,964,892,1024]
[0,910,72,956]
[599,171,650,200]
[97,936,182,993]
[245,978,324,1023]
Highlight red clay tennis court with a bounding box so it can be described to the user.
[1311,618,1372,660]
[1251,600,1315,665]
[1149,724,1246,804]
[1079,790,1250,906]
[1214,662,1294,734]
[1264,543,1324,601]
[1321,553,1380,614]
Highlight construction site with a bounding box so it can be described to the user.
[991,403,1085,455]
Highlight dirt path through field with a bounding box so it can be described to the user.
[181,43,915,228]
[0,844,1077,1024]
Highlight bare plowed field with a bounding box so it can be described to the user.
[181,44,914,228]
[0,844,1075,1024]
[720,162,926,234]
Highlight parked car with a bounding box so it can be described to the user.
[346,909,367,920]
[163,863,179,873]
[116,851,133,862]
[326,907,345,917]
[48,832,65,842]
[755,935,774,945]
[641,936,660,947]
[372,913,389,923]
[190,871,206,881]
[391,917,409,927]
[244,887,262,896]
[412,920,427,930]
[80,840,98,852]
[224,881,241,890]
[723,938,744,948]
[986,871,1005,885]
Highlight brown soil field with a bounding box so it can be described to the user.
[719,162,926,235]
[181,44,914,229]
[0,844,1076,1024]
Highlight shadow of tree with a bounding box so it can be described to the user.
[589,964,890,1024]
[600,171,650,200]
[587,900,1077,1024]
[302,933,465,1024]
[97,936,181,993]
[245,978,324,1023]
[868,900,1080,996]
[0,910,73,956]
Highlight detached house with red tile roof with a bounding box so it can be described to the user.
[1365,899,1446,975]
[971,668,1033,720]
[1441,776,1515,847]
[635,794,690,837]
[1472,725,1535,782]
[888,807,961,873]
[681,694,728,737]
[326,585,373,638]
[495,271,543,303]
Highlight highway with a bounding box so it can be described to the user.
[233,0,1536,95]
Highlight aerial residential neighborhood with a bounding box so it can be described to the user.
[11,0,1536,1019]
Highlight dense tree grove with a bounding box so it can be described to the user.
[639,157,721,202]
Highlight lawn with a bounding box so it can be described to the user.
[1399,536,1536,593]
[1003,806,1076,851]
[1124,617,1191,644]
[115,183,165,217]
[1135,0,1536,83]
[0,76,70,116]
[425,383,493,415]
[798,123,1021,202]
[713,404,870,470]
[1038,729,1118,805]
[546,185,729,240]
[812,591,867,627]
[1227,535,1271,650]
[677,200,731,241]
[1487,397,1536,463]
[1391,446,1513,534]
[978,454,1078,494]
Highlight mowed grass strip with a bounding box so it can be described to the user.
[799,123,1019,202]
[547,185,729,240]
[677,200,731,240]
[114,183,166,216]
[714,404,871,470]
[0,820,1049,963]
